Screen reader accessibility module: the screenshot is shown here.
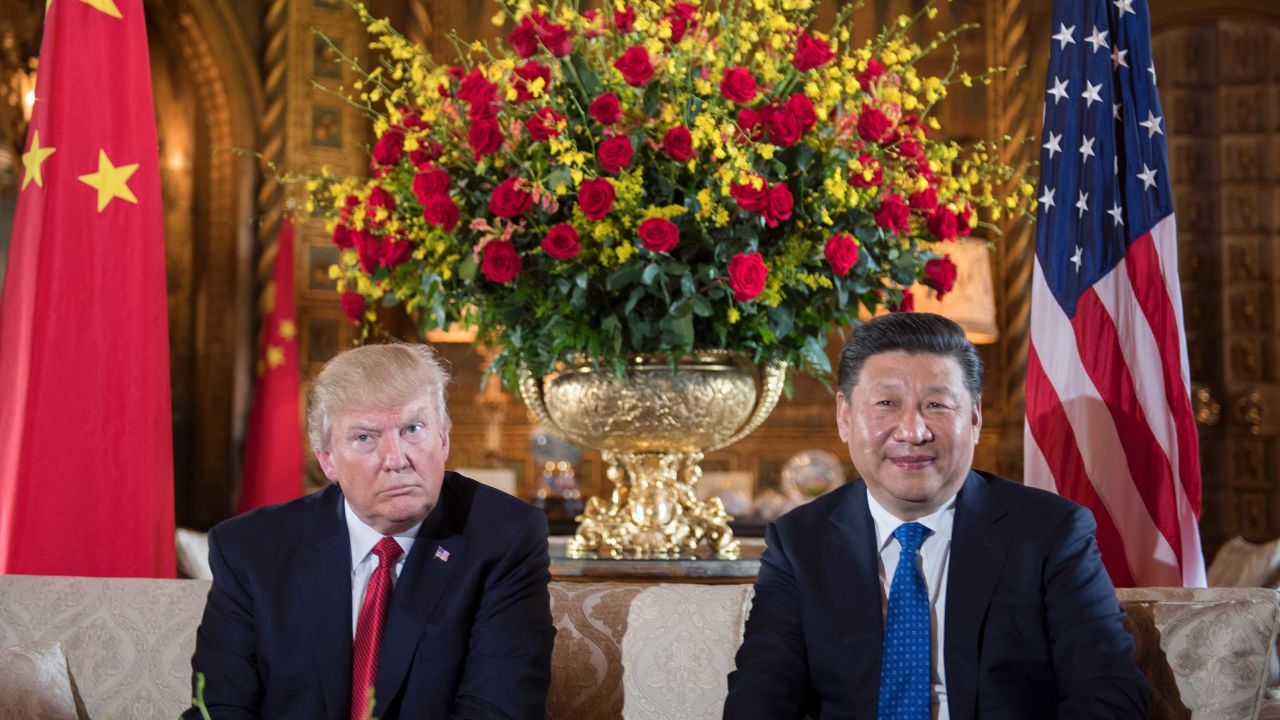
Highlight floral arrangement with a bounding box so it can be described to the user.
[308,0,1030,385]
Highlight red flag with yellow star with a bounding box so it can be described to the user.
[0,0,175,576]
[237,215,305,513]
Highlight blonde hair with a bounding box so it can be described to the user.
[308,343,452,450]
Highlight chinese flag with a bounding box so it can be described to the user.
[0,0,174,576]
[237,216,305,513]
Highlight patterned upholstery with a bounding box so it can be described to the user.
[0,640,81,720]
[1118,587,1280,720]
[2,576,1278,719]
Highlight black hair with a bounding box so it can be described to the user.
[836,312,984,400]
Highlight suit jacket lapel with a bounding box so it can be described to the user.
[296,484,353,720]
[944,471,1011,720]
[374,494,465,714]
[821,481,883,719]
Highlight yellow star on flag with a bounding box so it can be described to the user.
[278,318,297,340]
[266,345,286,369]
[77,0,122,18]
[79,149,139,212]
[21,131,56,191]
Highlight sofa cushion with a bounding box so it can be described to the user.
[1208,538,1280,589]
[0,576,208,720]
[1119,587,1280,720]
[548,582,643,720]
[0,640,82,720]
[621,584,754,720]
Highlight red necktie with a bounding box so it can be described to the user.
[351,536,403,720]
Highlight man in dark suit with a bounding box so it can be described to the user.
[724,312,1148,720]
[186,343,554,720]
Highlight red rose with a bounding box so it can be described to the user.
[662,125,695,161]
[341,291,367,323]
[481,240,522,283]
[792,31,836,72]
[728,252,768,302]
[760,103,802,147]
[381,237,413,269]
[720,67,758,103]
[422,195,459,232]
[457,68,497,107]
[332,224,354,249]
[614,6,636,33]
[824,232,860,277]
[763,183,793,227]
[508,20,538,58]
[409,141,444,168]
[957,204,974,236]
[735,108,763,142]
[786,93,817,134]
[927,206,959,241]
[893,289,915,313]
[849,153,883,188]
[857,58,887,89]
[469,118,503,160]
[590,93,622,124]
[666,2,698,43]
[924,256,958,298]
[731,179,768,212]
[489,176,533,218]
[412,168,450,204]
[513,61,551,103]
[857,105,893,143]
[526,107,565,141]
[597,136,634,175]
[577,178,615,220]
[638,217,679,253]
[353,230,381,273]
[615,46,654,86]
[875,194,911,234]
[367,186,396,212]
[372,130,404,167]
[909,187,938,211]
[541,223,581,260]
[536,21,573,57]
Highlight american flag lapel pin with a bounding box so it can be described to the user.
[434,545,450,563]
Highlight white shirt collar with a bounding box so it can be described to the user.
[344,498,423,569]
[865,486,957,552]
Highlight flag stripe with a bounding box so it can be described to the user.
[1123,221,1202,515]
[1028,263,1181,585]
[1025,345,1137,587]
[1070,288,1184,567]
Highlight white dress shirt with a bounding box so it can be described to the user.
[866,491,956,720]
[345,499,421,638]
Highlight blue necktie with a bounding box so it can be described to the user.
[877,522,933,720]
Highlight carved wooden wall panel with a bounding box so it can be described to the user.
[1154,5,1280,556]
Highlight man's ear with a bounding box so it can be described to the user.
[315,449,339,484]
[971,395,983,444]
[836,392,851,443]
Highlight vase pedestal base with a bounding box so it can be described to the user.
[567,450,741,560]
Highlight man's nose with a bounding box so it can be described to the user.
[893,406,933,444]
[380,434,410,470]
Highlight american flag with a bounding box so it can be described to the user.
[434,545,451,563]
[1024,0,1205,587]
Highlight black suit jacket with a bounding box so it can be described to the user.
[723,470,1149,720]
[185,472,555,720]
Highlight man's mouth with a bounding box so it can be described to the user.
[889,456,934,470]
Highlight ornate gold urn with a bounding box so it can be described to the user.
[519,353,787,559]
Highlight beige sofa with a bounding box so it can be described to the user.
[1,576,1278,720]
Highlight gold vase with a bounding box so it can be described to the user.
[519,353,787,559]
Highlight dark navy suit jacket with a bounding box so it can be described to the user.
[185,472,555,720]
[723,470,1149,720]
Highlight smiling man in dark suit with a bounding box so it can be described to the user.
[724,312,1148,720]
[186,343,554,720]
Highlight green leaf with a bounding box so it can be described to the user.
[606,264,644,291]
[624,285,646,315]
[803,335,833,375]
[458,257,477,282]
[690,295,713,317]
[770,304,795,338]
[670,298,694,318]
[641,262,662,286]
[662,261,689,275]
